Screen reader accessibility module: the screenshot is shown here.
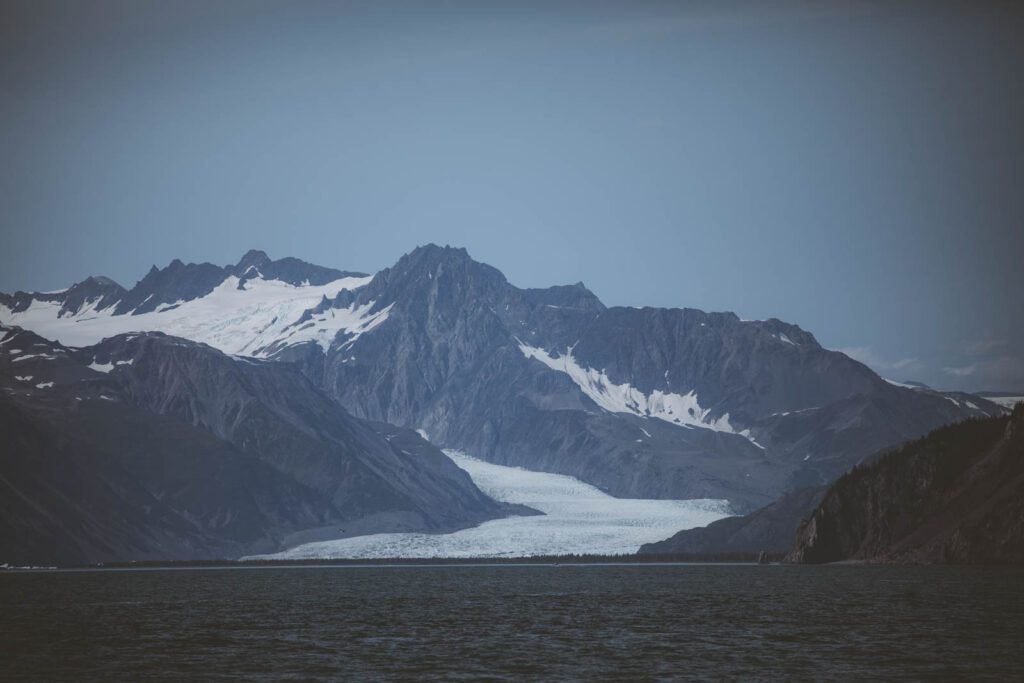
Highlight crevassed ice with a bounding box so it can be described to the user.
[517,342,738,434]
[0,274,379,356]
[246,451,732,560]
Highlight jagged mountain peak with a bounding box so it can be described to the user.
[408,242,471,259]
[236,249,272,271]
[79,275,122,288]
[398,243,501,279]
[358,244,508,311]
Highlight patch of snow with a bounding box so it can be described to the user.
[739,429,766,450]
[771,406,821,418]
[35,382,54,389]
[14,375,32,382]
[884,378,919,389]
[517,342,741,436]
[88,361,114,373]
[11,354,54,363]
[248,451,732,559]
[7,349,22,354]
[415,429,430,441]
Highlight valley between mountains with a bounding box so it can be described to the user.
[0,246,1009,564]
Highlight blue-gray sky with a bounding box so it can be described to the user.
[1,0,1022,391]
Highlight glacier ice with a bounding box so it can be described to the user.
[247,451,732,560]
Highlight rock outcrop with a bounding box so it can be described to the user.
[786,405,1024,564]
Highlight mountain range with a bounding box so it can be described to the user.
[1,245,1008,563]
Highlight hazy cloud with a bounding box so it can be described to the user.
[942,364,976,378]
[965,338,1008,356]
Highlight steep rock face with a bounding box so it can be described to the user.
[786,406,1024,564]
[0,325,507,565]
[639,486,827,555]
[86,332,503,529]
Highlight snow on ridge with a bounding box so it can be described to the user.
[11,354,55,363]
[278,300,393,353]
[0,273,376,357]
[517,341,741,436]
[775,332,795,345]
[884,378,919,389]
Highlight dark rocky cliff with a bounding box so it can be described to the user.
[786,404,1024,564]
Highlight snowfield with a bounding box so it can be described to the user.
[247,451,732,560]
[0,274,375,357]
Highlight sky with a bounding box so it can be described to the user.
[1,0,1022,391]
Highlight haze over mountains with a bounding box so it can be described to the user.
[0,246,1009,563]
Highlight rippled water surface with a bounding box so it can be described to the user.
[2,565,1023,680]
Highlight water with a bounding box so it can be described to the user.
[2,565,1023,680]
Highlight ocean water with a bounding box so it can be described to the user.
[252,451,732,559]
[3,565,1023,680]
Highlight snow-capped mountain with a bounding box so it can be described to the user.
[1,245,1004,517]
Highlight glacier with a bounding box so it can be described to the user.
[247,451,732,560]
